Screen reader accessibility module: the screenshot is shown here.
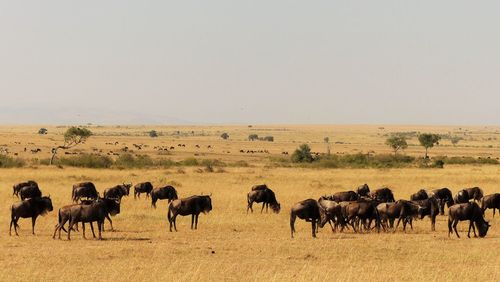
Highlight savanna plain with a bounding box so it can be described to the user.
[0,125,499,281]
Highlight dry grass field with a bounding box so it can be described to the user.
[0,125,499,281]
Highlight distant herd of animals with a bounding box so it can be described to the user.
[8,181,500,240]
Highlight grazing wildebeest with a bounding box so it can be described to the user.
[247,186,280,213]
[343,200,381,233]
[104,183,131,201]
[323,191,358,202]
[151,185,178,208]
[410,189,429,201]
[356,184,370,197]
[167,195,212,231]
[10,196,53,236]
[481,193,500,217]
[13,180,38,197]
[317,197,343,232]
[134,182,153,199]
[290,199,320,238]
[431,188,454,215]
[464,187,483,202]
[19,185,42,200]
[370,187,395,203]
[66,198,121,240]
[72,182,98,202]
[454,189,470,204]
[448,202,490,238]
[376,200,419,232]
[413,197,440,231]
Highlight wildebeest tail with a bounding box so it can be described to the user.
[167,201,173,223]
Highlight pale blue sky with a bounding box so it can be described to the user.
[0,1,499,124]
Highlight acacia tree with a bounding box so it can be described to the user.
[50,127,92,165]
[291,144,314,163]
[385,135,408,156]
[418,133,441,159]
[220,132,229,140]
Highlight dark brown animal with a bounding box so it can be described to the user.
[247,186,280,213]
[464,187,484,202]
[290,199,320,238]
[481,193,500,217]
[413,196,440,231]
[431,188,454,215]
[317,197,343,232]
[343,200,381,233]
[167,195,212,231]
[72,182,98,202]
[448,202,490,238]
[454,189,470,204]
[66,198,121,240]
[410,189,429,201]
[251,184,269,191]
[104,183,131,201]
[356,184,370,197]
[323,191,358,202]
[151,185,178,208]
[370,187,395,203]
[19,185,42,200]
[10,196,53,236]
[134,182,153,199]
[376,200,419,232]
[13,180,38,197]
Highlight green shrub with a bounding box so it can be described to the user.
[115,153,154,168]
[181,158,199,166]
[291,144,314,163]
[57,154,113,168]
[0,155,25,168]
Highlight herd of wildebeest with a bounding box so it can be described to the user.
[7,180,500,240]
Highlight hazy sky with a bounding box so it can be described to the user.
[0,1,499,124]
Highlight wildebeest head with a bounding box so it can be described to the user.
[476,220,490,238]
[122,183,132,195]
[318,206,330,228]
[357,184,370,197]
[102,197,121,216]
[270,202,281,214]
[201,195,212,214]
[39,196,53,215]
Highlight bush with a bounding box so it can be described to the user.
[0,155,25,168]
[115,153,154,168]
[181,158,199,166]
[57,154,113,168]
[149,130,158,138]
[248,134,259,141]
[261,136,274,142]
[291,144,314,163]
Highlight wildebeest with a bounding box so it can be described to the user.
[323,191,358,202]
[66,198,121,240]
[431,188,454,215]
[481,193,500,217]
[464,187,484,202]
[10,196,53,236]
[251,184,269,191]
[413,196,440,231]
[151,185,178,208]
[13,180,38,197]
[19,185,42,200]
[290,199,320,238]
[317,197,343,232]
[343,200,381,233]
[376,200,420,232]
[356,184,370,197]
[247,186,280,213]
[72,182,98,202]
[370,187,395,203]
[454,189,470,204]
[448,202,490,238]
[410,189,429,201]
[134,182,153,199]
[104,183,131,201]
[167,195,212,231]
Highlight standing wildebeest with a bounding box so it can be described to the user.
[412,197,440,231]
[19,185,42,200]
[317,197,343,232]
[104,183,131,201]
[370,187,395,203]
[410,189,429,201]
[431,188,454,215]
[357,184,370,197]
[13,180,38,197]
[290,199,320,238]
[454,189,470,204]
[72,182,98,202]
[481,193,500,217]
[448,202,490,238]
[151,185,178,208]
[66,198,121,240]
[167,195,212,231]
[464,187,484,202]
[134,182,153,199]
[251,184,269,191]
[247,186,280,213]
[376,200,419,232]
[323,191,358,202]
[10,196,53,236]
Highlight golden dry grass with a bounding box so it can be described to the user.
[0,125,499,281]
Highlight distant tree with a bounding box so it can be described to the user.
[450,136,462,146]
[149,130,158,138]
[248,134,259,141]
[50,127,92,165]
[262,136,274,142]
[385,135,408,156]
[38,128,48,135]
[220,132,229,140]
[418,133,441,159]
[291,144,314,163]
[324,137,330,155]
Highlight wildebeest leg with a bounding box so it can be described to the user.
[247,198,253,213]
[311,220,317,238]
[31,216,37,235]
[395,217,403,232]
[191,214,195,229]
[195,214,199,229]
[265,203,269,213]
[68,221,74,240]
[9,217,16,236]
[290,212,296,238]
[106,215,113,231]
[448,217,452,237]
[453,220,460,238]
[261,203,265,213]
[97,221,102,240]
[431,215,436,231]
[82,222,87,239]
[471,221,477,237]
